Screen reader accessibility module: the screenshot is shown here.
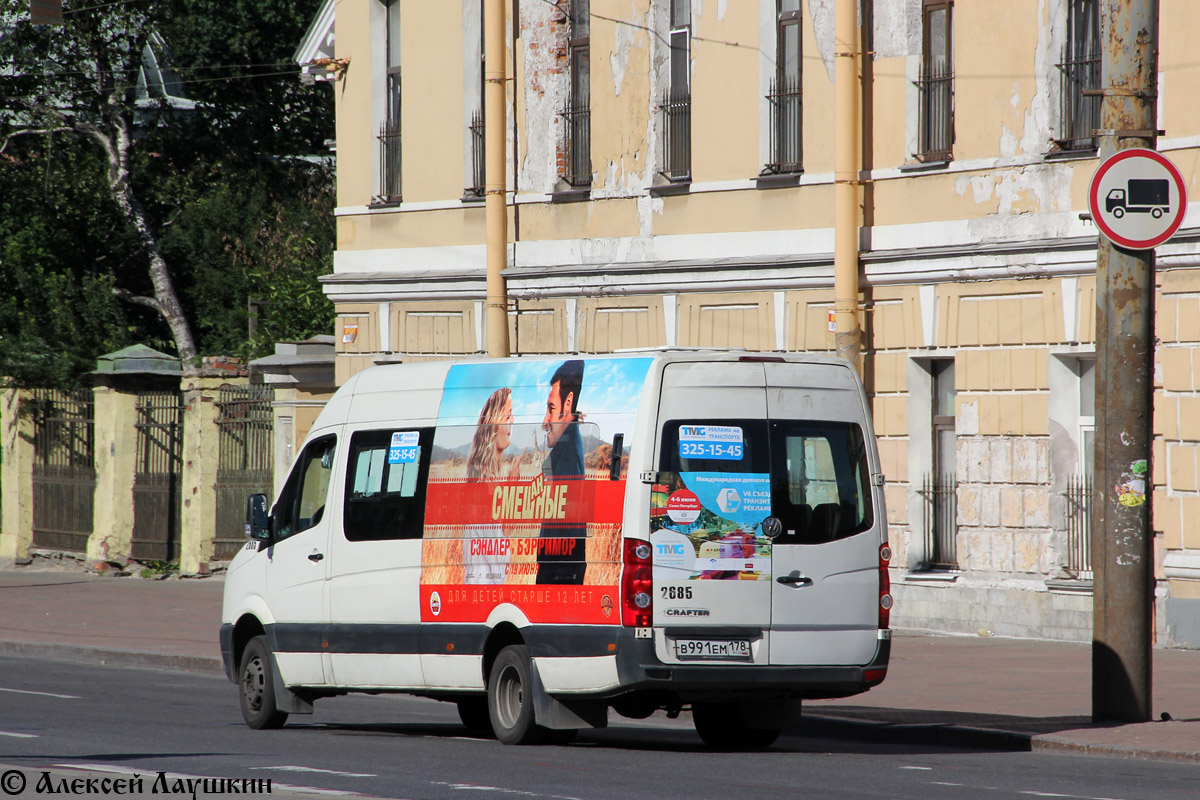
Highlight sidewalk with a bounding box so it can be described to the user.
[2,567,1199,761]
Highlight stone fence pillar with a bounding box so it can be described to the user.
[0,389,34,564]
[89,383,139,564]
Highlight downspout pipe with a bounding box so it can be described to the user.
[485,0,511,357]
[834,0,862,370]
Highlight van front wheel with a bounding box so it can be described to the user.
[487,645,547,745]
[239,635,289,730]
[692,702,780,749]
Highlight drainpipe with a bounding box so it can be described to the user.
[484,0,511,357]
[833,0,861,371]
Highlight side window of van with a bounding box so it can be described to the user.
[343,428,434,541]
[274,435,337,543]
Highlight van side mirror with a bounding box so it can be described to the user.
[246,494,271,545]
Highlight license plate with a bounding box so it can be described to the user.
[673,638,752,661]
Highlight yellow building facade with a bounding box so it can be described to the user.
[299,0,1200,644]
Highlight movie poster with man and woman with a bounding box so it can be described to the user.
[419,357,653,624]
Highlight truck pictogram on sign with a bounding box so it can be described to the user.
[1105,179,1169,219]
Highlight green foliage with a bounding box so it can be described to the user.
[0,0,335,387]
[0,142,150,387]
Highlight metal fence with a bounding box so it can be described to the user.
[467,110,485,198]
[764,77,802,174]
[377,122,402,202]
[1057,48,1100,152]
[921,473,958,569]
[561,103,591,187]
[132,391,184,562]
[658,90,691,182]
[915,62,953,161]
[1064,474,1093,577]
[214,385,274,561]
[31,389,95,553]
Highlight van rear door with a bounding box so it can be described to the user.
[651,359,882,667]
[763,361,880,665]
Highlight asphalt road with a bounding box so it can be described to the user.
[1,653,1198,800]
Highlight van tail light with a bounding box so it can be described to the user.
[622,538,653,627]
[878,543,893,630]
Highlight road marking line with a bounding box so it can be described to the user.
[900,766,932,770]
[252,766,376,778]
[0,687,80,699]
[431,782,581,799]
[0,731,37,739]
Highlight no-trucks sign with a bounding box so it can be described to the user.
[1088,148,1188,250]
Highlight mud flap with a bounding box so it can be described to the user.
[529,660,607,730]
[269,651,314,715]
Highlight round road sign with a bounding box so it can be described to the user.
[1088,148,1188,250]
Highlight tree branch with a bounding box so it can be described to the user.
[0,127,74,157]
[112,286,163,314]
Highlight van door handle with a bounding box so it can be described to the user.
[308,553,325,563]
[776,574,812,587]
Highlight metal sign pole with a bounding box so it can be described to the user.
[1091,0,1159,724]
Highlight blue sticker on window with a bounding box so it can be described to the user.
[388,431,420,464]
[678,425,743,460]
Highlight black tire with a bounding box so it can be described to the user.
[487,645,547,745]
[457,696,493,733]
[239,635,289,730]
[692,702,781,749]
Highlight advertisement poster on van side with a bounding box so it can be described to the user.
[420,357,652,624]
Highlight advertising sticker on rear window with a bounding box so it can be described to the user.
[678,425,743,460]
[388,431,420,464]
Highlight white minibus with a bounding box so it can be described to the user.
[220,351,892,747]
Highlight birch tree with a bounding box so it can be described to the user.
[1,0,198,363]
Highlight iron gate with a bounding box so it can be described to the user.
[214,384,274,561]
[31,389,96,552]
[132,391,184,562]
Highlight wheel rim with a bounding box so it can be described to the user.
[494,663,524,731]
[242,653,266,713]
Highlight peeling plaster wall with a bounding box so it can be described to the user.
[872,0,922,60]
[594,0,657,200]
[519,0,570,194]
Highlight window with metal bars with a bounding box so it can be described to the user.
[658,0,691,182]
[1056,0,1100,152]
[377,0,403,202]
[922,358,958,569]
[915,0,953,162]
[764,0,802,174]
[561,0,592,187]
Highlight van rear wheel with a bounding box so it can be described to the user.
[457,697,493,733]
[692,702,780,749]
[487,645,547,745]
[239,635,289,730]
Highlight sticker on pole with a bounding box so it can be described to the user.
[1088,148,1187,250]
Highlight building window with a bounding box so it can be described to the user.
[1064,357,1095,577]
[1056,0,1100,152]
[915,0,953,162]
[561,0,591,187]
[377,0,403,202]
[922,358,958,568]
[764,0,802,174]
[659,0,691,182]
[466,3,485,198]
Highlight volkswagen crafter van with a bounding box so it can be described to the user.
[220,351,892,747]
